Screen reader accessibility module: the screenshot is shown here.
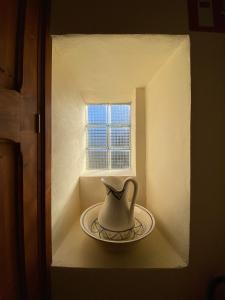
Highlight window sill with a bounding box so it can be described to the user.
[81,168,136,177]
[52,219,187,269]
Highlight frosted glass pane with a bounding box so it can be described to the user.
[88,105,107,124]
[111,104,130,124]
[87,104,131,170]
[87,150,108,169]
[111,150,130,169]
[110,127,130,148]
[87,127,107,147]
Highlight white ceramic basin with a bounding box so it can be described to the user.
[80,203,155,244]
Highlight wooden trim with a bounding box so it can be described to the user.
[188,0,225,32]
[38,0,52,298]
[0,139,27,299]
[0,90,22,142]
[44,7,52,274]
[15,142,27,300]
[0,0,51,298]
[15,0,26,91]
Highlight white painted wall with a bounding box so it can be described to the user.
[52,41,85,254]
[52,35,190,263]
[146,38,191,262]
[51,35,185,101]
[135,87,146,207]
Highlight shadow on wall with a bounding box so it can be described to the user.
[52,182,80,254]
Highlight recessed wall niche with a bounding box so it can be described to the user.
[52,34,191,268]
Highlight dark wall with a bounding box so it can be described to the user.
[51,0,188,34]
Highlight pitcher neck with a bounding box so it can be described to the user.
[107,188,124,200]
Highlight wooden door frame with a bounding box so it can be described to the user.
[39,0,52,297]
[0,0,52,298]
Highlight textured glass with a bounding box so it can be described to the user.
[111,150,130,169]
[88,104,107,124]
[87,150,108,169]
[110,127,130,148]
[111,104,130,124]
[87,104,131,170]
[87,127,107,148]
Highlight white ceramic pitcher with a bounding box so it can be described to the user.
[98,177,138,232]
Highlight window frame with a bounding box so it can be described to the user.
[85,103,132,170]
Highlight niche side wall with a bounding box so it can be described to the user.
[52,39,85,254]
[146,38,191,262]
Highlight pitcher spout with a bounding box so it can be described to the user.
[101,177,124,193]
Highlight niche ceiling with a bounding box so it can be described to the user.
[52,34,187,100]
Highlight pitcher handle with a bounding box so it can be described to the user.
[124,178,138,219]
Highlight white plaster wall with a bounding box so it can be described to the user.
[146,38,191,262]
[51,35,185,101]
[135,87,146,207]
[52,34,190,261]
[52,40,85,254]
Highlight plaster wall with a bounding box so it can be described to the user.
[52,35,190,266]
[52,31,225,300]
[51,0,188,34]
[51,4,225,297]
[146,39,191,262]
[51,35,185,101]
[52,35,184,214]
[52,42,85,254]
[135,87,146,207]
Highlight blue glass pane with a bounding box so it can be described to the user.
[111,150,130,169]
[110,127,130,148]
[88,105,107,124]
[87,150,108,169]
[111,104,130,124]
[88,127,107,147]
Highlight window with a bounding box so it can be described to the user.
[86,104,131,170]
